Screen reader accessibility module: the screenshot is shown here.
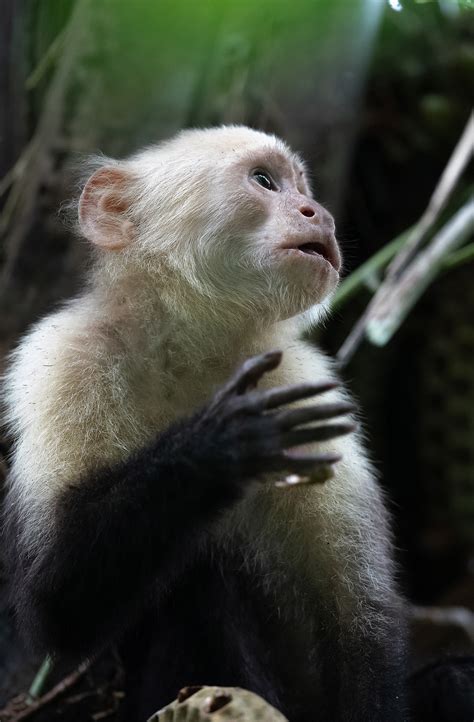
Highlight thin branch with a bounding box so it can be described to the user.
[331,231,474,317]
[335,308,371,367]
[0,0,90,296]
[330,228,411,313]
[0,660,92,722]
[26,27,67,90]
[0,138,38,198]
[336,118,473,367]
[365,201,473,345]
[386,113,473,280]
[442,241,474,270]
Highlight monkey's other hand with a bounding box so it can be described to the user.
[195,351,355,484]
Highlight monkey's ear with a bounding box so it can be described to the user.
[79,167,135,250]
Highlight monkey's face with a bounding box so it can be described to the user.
[189,133,341,321]
[79,127,341,323]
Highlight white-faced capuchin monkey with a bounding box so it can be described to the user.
[2,126,407,721]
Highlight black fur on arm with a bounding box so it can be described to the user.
[5,351,352,661]
[9,416,242,661]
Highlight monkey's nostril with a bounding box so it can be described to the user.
[300,207,315,218]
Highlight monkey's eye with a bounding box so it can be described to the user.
[252,170,278,191]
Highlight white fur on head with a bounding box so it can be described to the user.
[79,125,340,326]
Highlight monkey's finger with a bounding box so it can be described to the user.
[273,402,355,430]
[217,351,283,401]
[282,423,356,448]
[278,451,342,473]
[253,381,339,411]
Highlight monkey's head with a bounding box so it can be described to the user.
[79,126,341,323]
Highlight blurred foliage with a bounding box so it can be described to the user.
[317,0,474,600]
[1,0,384,344]
[22,0,381,165]
[340,0,473,264]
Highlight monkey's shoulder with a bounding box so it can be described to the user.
[6,306,123,422]
[4,306,160,487]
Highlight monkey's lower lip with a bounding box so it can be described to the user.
[282,245,339,272]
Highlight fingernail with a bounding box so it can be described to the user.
[321,454,342,464]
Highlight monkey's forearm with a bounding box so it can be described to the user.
[10,416,245,660]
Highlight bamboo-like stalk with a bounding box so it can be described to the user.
[366,200,474,346]
[336,117,473,367]
[386,113,473,280]
[0,0,90,296]
[330,230,410,313]
[26,656,53,703]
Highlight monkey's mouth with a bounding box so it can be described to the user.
[298,242,330,260]
[283,240,340,272]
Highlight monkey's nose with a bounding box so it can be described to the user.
[298,200,335,231]
[299,205,316,218]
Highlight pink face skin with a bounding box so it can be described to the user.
[221,147,342,313]
[246,154,340,266]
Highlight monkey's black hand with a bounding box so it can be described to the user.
[194,350,355,483]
